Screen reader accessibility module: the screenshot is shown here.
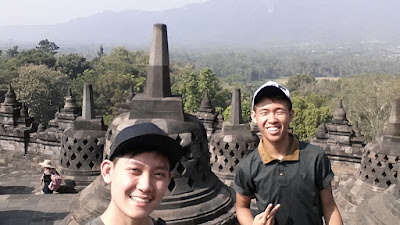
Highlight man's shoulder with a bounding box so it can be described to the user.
[242,146,261,161]
[236,146,261,168]
[299,141,326,155]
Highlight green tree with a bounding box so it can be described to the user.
[170,63,195,95]
[286,74,317,92]
[181,71,201,113]
[36,39,59,54]
[94,47,148,78]
[55,54,92,79]
[71,47,149,123]
[291,95,331,141]
[198,67,220,99]
[6,46,18,58]
[222,92,252,123]
[198,67,230,111]
[13,49,56,68]
[337,74,400,140]
[0,57,19,89]
[175,67,230,114]
[12,64,69,123]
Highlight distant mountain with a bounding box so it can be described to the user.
[1,0,400,48]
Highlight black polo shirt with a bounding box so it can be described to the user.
[234,135,334,225]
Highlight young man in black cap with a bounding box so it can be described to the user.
[234,81,343,225]
[87,123,183,225]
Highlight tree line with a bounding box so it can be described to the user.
[1,40,399,142]
[171,45,400,81]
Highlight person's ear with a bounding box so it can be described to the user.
[168,172,172,182]
[100,160,113,184]
[251,109,257,123]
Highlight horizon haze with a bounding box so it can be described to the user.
[1,0,400,49]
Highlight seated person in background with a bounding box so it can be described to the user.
[38,159,61,194]
[87,122,183,225]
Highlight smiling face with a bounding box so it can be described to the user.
[251,97,294,145]
[101,151,172,223]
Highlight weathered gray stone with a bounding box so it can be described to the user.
[335,97,400,224]
[59,84,106,193]
[146,23,171,98]
[63,23,236,225]
[311,99,366,186]
[209,89,259,187]
[82,84,95,120]
[230,89,242,125]
[196,91,219,140]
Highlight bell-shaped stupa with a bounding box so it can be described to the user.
[63,24,236,225]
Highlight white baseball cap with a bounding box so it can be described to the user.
[251,81,292,109]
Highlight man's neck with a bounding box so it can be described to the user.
[101,204,153,225]
[262,135,290,160]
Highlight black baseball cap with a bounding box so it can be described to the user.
[109,123,184,169]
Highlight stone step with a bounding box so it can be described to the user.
[0,150,58,172]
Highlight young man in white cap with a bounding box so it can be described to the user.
[234,81,343,225]
[86,122,183,225]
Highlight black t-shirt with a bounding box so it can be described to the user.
[234,141,334,225]
[86,216,166,225]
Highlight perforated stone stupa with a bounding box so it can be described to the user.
[195,91,219,140]
[0,84,34,153]
[209,88,258,187]
[49,88,81,131]
[335,97,400,224]
[63,24,236,225]
[311,99,366,185]
[59,84,106,192]
[33,89,81,146]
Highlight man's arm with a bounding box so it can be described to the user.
[236,192,255,225]
[236,193,280,225]
[320,183,343,225]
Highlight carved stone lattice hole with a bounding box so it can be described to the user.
[168,179,175,192]
[76,162,82,169]
[224,143,229,149]
[83,154,89,161]
[188,178,194,189]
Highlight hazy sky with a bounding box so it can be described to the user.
[0,0,209,26]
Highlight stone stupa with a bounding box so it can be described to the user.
[335,97,400,224]
[209,88,259,187]
[62,24,236,225]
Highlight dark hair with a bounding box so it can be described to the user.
[110,146,174,171]
[253,89,292,111]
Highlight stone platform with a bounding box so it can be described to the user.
[0,151,75,225]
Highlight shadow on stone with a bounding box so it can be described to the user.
[56,185,78,194]
[0,210,68,224]
[0,186,34,194]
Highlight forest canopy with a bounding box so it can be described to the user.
[1,40,399,141]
